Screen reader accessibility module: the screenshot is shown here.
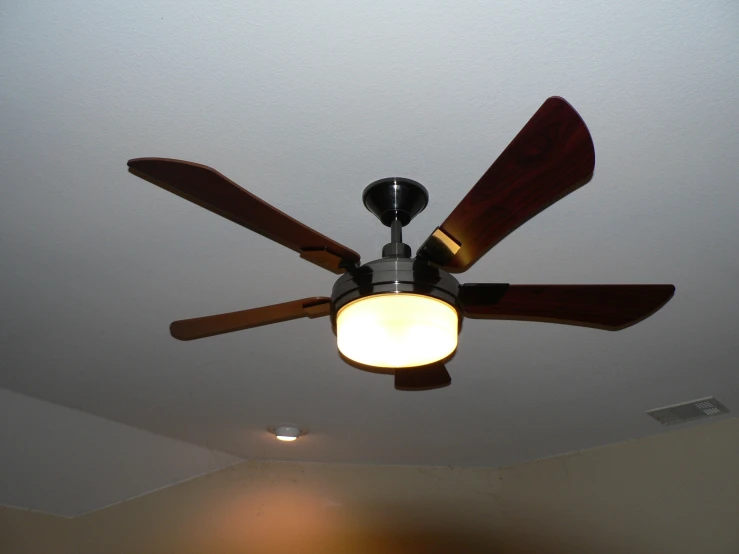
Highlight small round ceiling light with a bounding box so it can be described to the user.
[273,426,301,442]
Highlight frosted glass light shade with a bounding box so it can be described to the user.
[337,293,458,368]
[274,426,300,441]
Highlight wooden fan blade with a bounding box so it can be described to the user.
[127,158,360,273]
[461,284,675,331]
[170,297,331,341]
[417,97,595,271]
[395,363,451,391]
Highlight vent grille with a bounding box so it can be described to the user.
[647,397,730,426]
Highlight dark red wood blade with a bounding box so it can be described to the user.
[127,158,360,274]
[461,284,675,331]
[417,97,595,271]
[170,297,331,341]
[395,363,452,391]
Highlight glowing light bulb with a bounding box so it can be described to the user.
[337,293,458,368]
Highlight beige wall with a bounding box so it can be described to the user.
[0,507,70,554]
[3,418,738,554]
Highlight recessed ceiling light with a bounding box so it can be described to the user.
[273,425,301,441]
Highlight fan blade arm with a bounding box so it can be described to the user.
[461,284,675,331]
[170,297,331,341]
[395,363,452,391]
[459,283,510,307]
[127,158,360,274]
[418,97,595,272]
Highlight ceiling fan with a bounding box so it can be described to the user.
[127,97,675,391]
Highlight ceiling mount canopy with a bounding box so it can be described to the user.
[362,177,429,227]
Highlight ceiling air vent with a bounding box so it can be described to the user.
[647,397,730,426]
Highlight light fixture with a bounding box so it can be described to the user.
[329,177,462,370]
[337,293,458,368]
[273,426,301,441]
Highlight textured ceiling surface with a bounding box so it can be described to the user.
[1,0,739,514]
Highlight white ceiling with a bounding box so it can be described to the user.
[2,0,738,515]
[0,388,240,517]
